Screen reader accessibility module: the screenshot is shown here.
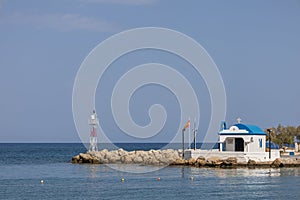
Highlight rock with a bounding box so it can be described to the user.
[152,150,162,159]
[108,154,120,163]
[96,150,106,158]
[271,158,283,167]
[195,156,206,167]
[101,149,109,154]
[79,153,93,163]
[117,148,126,156]
[101,158,109,164]
[188,158,196,165]
[71,155,80,163]
[92,158,101,164]
[120,156,125,163]
[133,156,143,164]
[128,151,135,156]
[197,156,205,161]
[154,154,163,162]
[247,159,256,166]
[206,157,222,167]
[226,157,237,164]
[184,160,190,165]
[136,150,146,157]
[147,157,160,165]
[222,157,238,166]
[122,156,133,164]
[161,150,180,164]
[280,157,300,167]
[172,158,186,165]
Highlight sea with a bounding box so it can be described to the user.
[0,143,300,200]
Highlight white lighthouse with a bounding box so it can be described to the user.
[89,110,99,151]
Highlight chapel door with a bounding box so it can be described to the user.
[235,138,244,152]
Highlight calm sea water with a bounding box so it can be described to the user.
[0,143,300,200]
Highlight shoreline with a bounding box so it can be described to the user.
[71,149,300,168]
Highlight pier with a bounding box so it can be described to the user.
[71,148,300,168]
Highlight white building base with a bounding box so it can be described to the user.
[184,149,280,163]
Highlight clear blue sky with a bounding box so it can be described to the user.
[0,0,299,142]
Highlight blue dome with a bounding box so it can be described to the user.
[234,124,266,135]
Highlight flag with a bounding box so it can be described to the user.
[183,120,190,131]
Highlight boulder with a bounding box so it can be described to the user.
[195,156,206,167]
[247,159,256,166]
[99,157,109,164]
[101,149,109,154]
[172,158,186,165]
[71,155,80,163]
[79,153,93,163]
[188,158,196,165]
[133,156,144,164]
[154,154,163,162]
[108,154,120,163]
[226,157,237,164]
[146,157,160,165]
[122,156,133,164]
[271,158,283,167]
[117,148,126,156]
[206,157,223,167]
[135,150,147,157]
[92,158,101,164]
[222,157,238,166]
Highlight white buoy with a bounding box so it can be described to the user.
[40,179,44,184]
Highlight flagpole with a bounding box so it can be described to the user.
[194,118,196,150]
[182,128,185,159]
[188,117,190,149]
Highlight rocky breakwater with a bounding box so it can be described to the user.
[72,149,300,168]
[270,157,300,167]
[72,149,181,165]
[172,156,300,168]
[72,150,239,167]
[171,156,239,167]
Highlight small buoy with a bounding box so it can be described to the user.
[157,177,161,181]
[121,178,125,182]
[40,180,44,184]
[190,176,194,181]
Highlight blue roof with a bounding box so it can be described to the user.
[234,124,266,135]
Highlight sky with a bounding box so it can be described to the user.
[0,0,300,143]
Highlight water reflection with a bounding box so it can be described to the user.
[83,164,300,180]
[213,168,281,178]
[189,166,300,178]
[89,165,97,178]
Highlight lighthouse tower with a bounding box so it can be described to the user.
[89,110,99,151]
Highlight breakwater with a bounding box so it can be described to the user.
[72,149,300,168]
[72,149,180,165]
